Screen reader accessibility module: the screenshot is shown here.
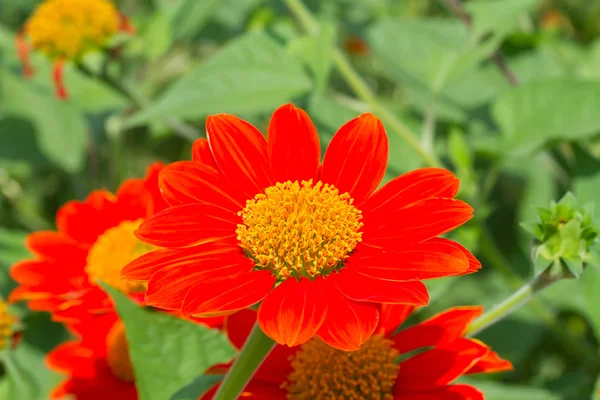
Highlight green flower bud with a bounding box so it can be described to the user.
[521,192,599,279]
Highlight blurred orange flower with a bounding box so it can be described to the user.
[17,0,134,99]
[10,163,167,322]
[123,104,480,351]
[47,313,137,400]
[202,305,512,400]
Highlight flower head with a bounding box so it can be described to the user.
[46,312,137,400]
[202,305,512,399]
[0,297,17,350]
[123,104,480,351]
[10,163,167,322]
[18,0,133,99]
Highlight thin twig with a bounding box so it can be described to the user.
[442,0,519,87]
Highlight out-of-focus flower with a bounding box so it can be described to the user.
[46,312,137,400]
[123,104,480,351]
[9,163,168,322]
[344,34,370,56]
[202,305,512,399]
[0,297,17,350]
[522,192,599,279]
[17,0,134,99]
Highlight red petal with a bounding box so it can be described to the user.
[25,232,88,262]
[122,242,241,281]
[333,269,429,305]
[159,161,246,210]
[146,252,253,310]
[360,168,459,212]
[56,191,118,244]
[267,104,320,183]
[320,113,388,204]
[181,270,275,316]
[376,304,415,336]
[349,239,470,281]
[394,385,484,400]
[428,238,481,273]
[316,280,379,351]
[257,277,327,347]
[226,309,257,349]
[467,343,513,374]
[362,198,473,247]
[207,114,273,198]
[391,306,483,354]
[396,338,489,391]
[192,138,218,169]
[135,204,238,247]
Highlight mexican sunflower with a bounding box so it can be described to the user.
[123,104,480,351]
[47,312,137,400]
[16,0,135,99]
[10,163,168,322]
[201,305,512,400]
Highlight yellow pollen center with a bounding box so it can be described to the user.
[0,299,16,350]
[106,320,135,382]
[286,335,399,400]
[85,219,153,294]
[25,0,119,59]
[236,180,363,280]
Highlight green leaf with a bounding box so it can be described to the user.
[171,0,221,40]
[0,70,88,172]
[103,285,236,400]
[493,79,600,154]
[303,23,336,94]
[126,31,312,126]
[458,380,560,400]
[465,0,541,38]
[0,228,28,297]
[170,374,222,400]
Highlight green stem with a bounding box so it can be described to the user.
[212,323,276,400]
[477,227,600,372]
[284,0,441,167]
[466,272,554,336]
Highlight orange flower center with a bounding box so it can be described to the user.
[286,335,399,400]
[106,320,135,382]
[0,299,16,350]
[236,180,363,281]
[25,0,119,59]
[85,219,153,294]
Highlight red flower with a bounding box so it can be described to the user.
[202,305,512,400]
[47,312,137,400]
[9,163,168,322]
[123,104,480,350]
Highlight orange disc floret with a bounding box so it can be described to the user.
[200,305,513,400]
[124,103,481,351]
[9,163,167,323]
[46,312,137,400]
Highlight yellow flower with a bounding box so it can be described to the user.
[0,298,16,350]
[25,0,120,60]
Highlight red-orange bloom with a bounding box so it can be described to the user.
[202,306,512,400]
[47,312,137,400]
[123,104,480,350]
[10,163,168,322]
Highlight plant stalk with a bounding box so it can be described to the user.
[284,0,441,167]
[212,323,276,400]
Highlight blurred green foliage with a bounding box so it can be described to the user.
[1,0,600,399]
